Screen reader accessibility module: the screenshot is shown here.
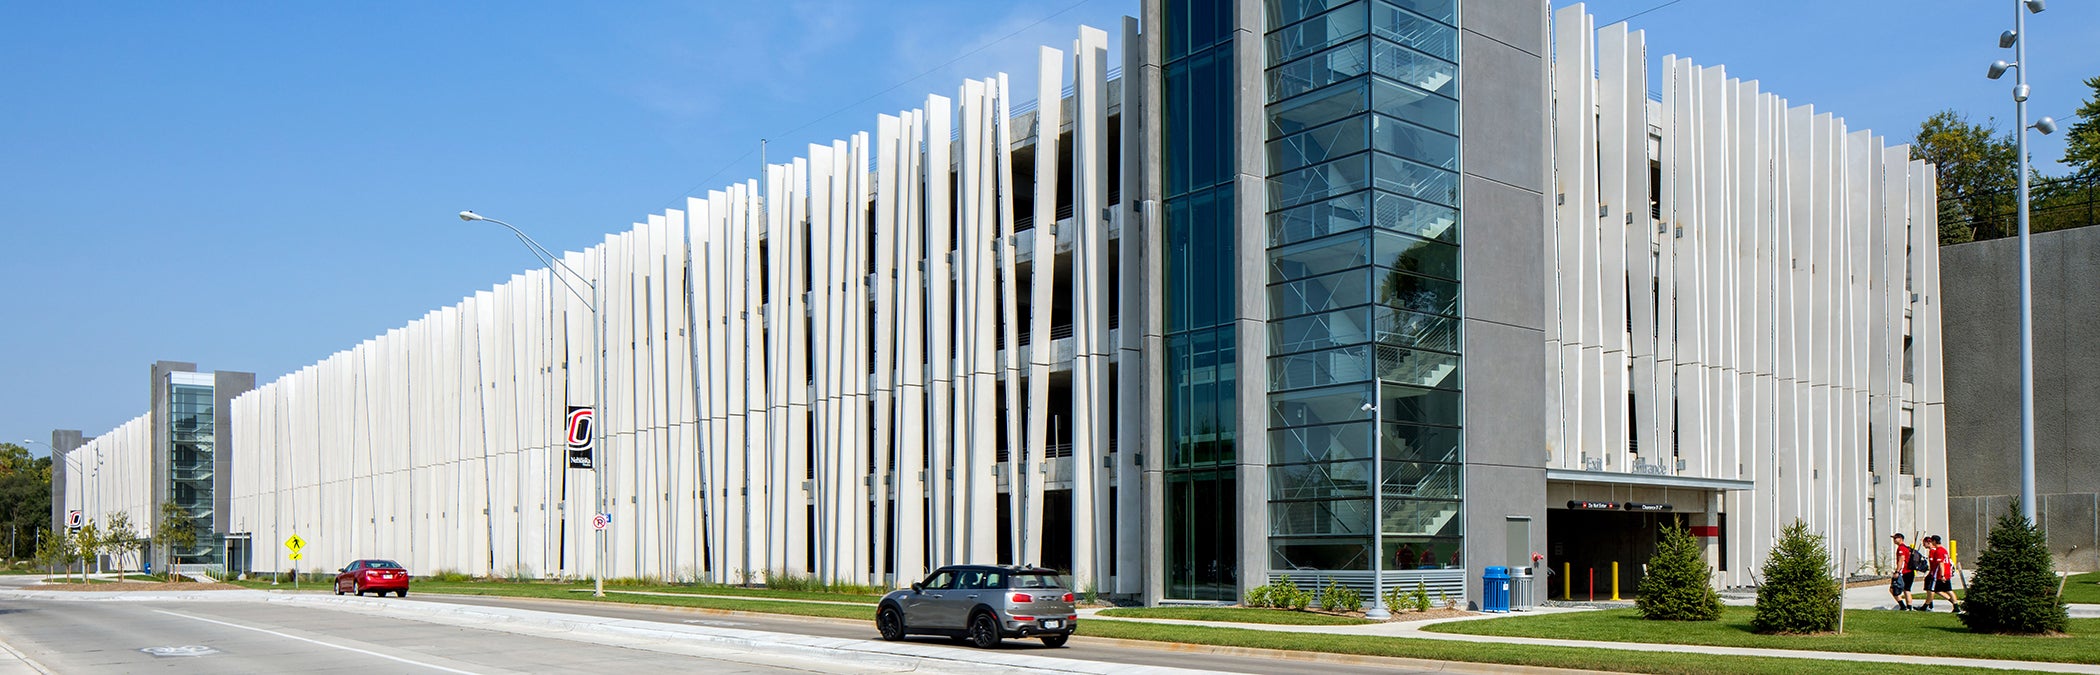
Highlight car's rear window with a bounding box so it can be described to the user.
[367,560,403,569]
[1009,573,1064,589]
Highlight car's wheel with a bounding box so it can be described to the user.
[353,582,364,597]
[876,606,907,641]
[1040,634,1069,648]
[397,589,408,598]
[967,612,1002,649]
[334,583,344,596]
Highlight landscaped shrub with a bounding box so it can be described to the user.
[1274,576,1311,610]
[1752,520,1840,634]
[1959,510,2069,634]
[1244,583,1273,608]
[1245,576,1310,610]
[1638,523,1722,621]
[1319,579,1363,613]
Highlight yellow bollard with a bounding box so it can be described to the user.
[1563,562,1572,600]
[1610,561,1621,601]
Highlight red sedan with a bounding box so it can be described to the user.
[334,559,410,597]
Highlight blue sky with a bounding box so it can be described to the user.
[3,1,2094,455]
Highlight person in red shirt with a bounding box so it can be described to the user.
[1888,533,1917,610]
[1921,535,1958,612]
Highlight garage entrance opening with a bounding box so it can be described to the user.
[1546,507,1689,600]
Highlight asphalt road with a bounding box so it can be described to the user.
[0,579,1554,675]
[0,593,880,674]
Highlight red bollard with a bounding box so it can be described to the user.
[1588,568,1595,602]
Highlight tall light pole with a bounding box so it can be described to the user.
[1987,0,2058,525]
[1361,392,1390,620]
[459,210,609,597]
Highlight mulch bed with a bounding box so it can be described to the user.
[1380,607,1476,622]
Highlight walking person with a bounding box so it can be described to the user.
[1921,535,1959,612]
[1888,533,1918,610]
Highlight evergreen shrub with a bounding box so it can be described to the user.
[1959,510,2069,634]
[1638,523,1722,621]
[1752,520,1840,634]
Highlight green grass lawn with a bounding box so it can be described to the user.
[2063,571,2100,605]
[1425,606,2100,664]
[1082,619,2017,675]
[1095,606,1373,625]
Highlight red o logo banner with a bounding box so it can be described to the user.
[566,405,595,469]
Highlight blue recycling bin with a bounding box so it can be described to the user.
[1483,565,1511,612]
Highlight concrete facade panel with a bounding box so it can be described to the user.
[1459,30,1548,195]
[1464,320,1546,469]
[1460,175,1546,330]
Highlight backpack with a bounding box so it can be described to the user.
[1907,547,1928,574]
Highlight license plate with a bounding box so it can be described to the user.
[1042,620,1062,629]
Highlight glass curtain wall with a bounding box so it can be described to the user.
[1262,0,1463,576]
[168,382,218,564]
[1162,0,1240,601]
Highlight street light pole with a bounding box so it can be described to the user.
[1362,392,1390,620]
[459,210,608,597]
[1990,0,2056,525]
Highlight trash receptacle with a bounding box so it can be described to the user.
[1511,566,1536,610]
[1483,566,1511,612]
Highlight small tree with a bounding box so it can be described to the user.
[153,501,197,571]
[101,512,141,581]
[1753,520,1840,634]
[32,528,71,580]
[1959,510,2069,634]
[73,521,102,581]
[1638,523,1722,621]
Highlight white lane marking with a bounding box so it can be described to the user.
[152,609,484,674]
[140,645,219,657]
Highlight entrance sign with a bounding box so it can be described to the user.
[566,406,596,469]
[1622,502,1673,512]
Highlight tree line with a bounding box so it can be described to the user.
[1913,75,2100,245]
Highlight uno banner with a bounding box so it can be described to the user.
[566,405,595,469]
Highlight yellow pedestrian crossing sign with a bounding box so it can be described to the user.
[285,534,305,552]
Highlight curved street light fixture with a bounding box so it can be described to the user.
[459,211,610,598]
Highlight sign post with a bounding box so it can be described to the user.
[285,534,305,590]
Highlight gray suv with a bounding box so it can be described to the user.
[876,565,1077,648]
